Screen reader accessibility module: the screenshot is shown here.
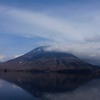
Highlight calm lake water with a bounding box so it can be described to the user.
[0,72,99,100]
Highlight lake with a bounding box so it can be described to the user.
[0,72,99,100]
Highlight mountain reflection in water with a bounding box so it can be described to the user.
[0,72,99,100]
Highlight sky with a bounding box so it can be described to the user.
[0,0,100,65]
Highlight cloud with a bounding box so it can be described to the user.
[89,53,96,57]
[14,54,23,58]
[39,41,100,57]
[38,41,100,65]
[0,54,6,62]
[0,54,22,62]
[0,5,100,42]
[1,5,100,42]
[0,5,100,65]
[0,5,84,42]
[85,35,100,42]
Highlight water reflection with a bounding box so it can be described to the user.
[46,79,100,100]
[0,72,98,100]
[0,79,38,100]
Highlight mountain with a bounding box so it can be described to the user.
[0,46,94,72]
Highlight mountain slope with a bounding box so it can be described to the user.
[0,46,93,72]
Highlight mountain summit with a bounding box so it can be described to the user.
[0,46,93,72]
